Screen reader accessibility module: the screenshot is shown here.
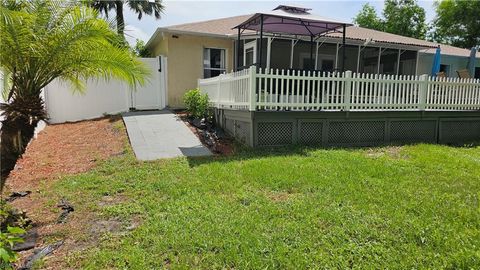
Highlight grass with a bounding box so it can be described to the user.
[50,143,480,269]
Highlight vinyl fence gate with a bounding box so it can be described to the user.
[44,56,167,124]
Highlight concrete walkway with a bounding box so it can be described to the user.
[122,110,211,160]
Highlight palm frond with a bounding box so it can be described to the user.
[0,0,149,98]
[127,0,164,20]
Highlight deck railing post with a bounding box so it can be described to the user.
[248,65,257,111]
[419,74,428,111]
[344,70,352,111]
[217,74,222,107]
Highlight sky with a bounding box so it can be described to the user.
[121,0,437,46]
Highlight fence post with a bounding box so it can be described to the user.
[418,74,428,111]
[344,70,352,111]
[248,66,257,111]
[217,74,222,107]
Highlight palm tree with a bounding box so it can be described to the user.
[89,0,164,37]
[0,0,149,186]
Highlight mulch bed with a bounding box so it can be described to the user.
[3,116,127,269]
[6,117,125,191]
[175,111,235,156]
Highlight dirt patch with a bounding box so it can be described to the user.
[176,111,235,156]
[365,146,408,159]
[97,194,129,208]
[90,215,141,236]
[265,190,301,203]
[3,116,128,269]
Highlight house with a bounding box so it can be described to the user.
[145,5,480,108]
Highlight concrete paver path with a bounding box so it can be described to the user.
[122,110,211,160]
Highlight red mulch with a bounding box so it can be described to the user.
[7,117,125,191]
[3,116,127,269]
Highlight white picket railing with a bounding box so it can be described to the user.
[197,68,251,110]
[198,66,480,112]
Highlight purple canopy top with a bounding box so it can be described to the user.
[234,5,353,37]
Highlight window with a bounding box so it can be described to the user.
[475,67,480,79]
[203,48,226,78]
[440,64,450,76]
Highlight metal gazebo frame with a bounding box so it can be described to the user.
[233,5,352,72]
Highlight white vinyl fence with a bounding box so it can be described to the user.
[44,57,167,123]
[198,66,480,112]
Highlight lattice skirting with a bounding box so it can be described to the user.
[215,109,480,147]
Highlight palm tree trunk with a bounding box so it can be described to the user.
[0,93,45,191]
[115,1,125,36]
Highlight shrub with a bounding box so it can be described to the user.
[183,88,210,118]
[0,206,25,269]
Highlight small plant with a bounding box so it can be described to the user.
[0,203,27,269]
[0,226,25,269]
[183,88,210,119]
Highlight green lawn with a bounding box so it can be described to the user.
[52,143,480,269]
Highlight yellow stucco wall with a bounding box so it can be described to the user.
[151,33,234,108]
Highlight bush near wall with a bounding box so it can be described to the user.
[183,89,210,119]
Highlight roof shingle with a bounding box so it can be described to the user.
[157,14,479,58]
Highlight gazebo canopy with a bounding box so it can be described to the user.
[234,5,353,37]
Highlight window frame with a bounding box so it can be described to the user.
[203,47,227,79]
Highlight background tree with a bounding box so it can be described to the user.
[383,0,427,39]
[0,0,149,185]
[132,39,150,57]
[353,0,427,40]
[89,0,164,37]
[353,3,383,31]
[429,0,480,48]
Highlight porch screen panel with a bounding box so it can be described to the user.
[270,39,292,70]
[292,40,314,70]
[359,47,379,74]
[379,49,398,75]
[235,40,244,68]
[343,45,359,72]
[399,51,417,75]
[316,43,336,72]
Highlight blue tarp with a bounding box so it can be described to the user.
[431,46,441,76]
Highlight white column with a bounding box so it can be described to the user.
[290,39,295,68]
[248,66,257,111]
[335,43,339,70]
[418,74,428,110]
[315,41,319,70]
[396,49,401,75]
[266,37,272,70]
[344,70,352,111]
[415,51,420,76]
[377,47,382,74]
[356,45,361,73]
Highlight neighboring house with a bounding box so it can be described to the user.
[145,5,480,108]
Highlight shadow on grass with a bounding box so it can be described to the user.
[185,144,343,168]
[185,140,480,168]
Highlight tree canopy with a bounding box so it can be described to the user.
[0,0,149,180]
[89,0,164,37]
[353,3,383,31]
[429,0,480,48]
[353,0,427,40]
